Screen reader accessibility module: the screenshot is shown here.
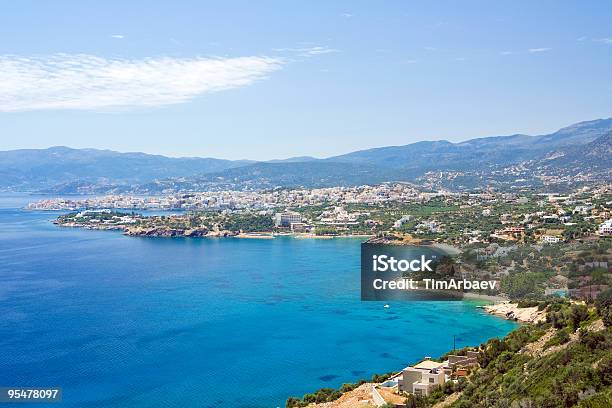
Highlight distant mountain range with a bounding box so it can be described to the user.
[1,118,610,193]
[0,146,253,191]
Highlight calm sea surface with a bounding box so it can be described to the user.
[0,194,517,407]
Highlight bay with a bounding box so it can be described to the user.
[0,195,517,407]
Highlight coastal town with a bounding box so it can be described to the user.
[27,184,425,211]
[28,182,612,245]
[31,183,610,301]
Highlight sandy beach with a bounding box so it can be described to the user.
[291,233,373,239]
[236,233,274,239]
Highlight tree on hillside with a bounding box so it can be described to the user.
[596,288,612,327]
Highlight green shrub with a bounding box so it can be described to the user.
[596,288,612,327]
[579,330,610,351]
[405,394,429,408]
[517,299,540,308]
[576,390,612,408]
[571,304,590,331]
[596,354,612,386]
[544,327,571,349]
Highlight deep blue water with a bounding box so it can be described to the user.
[0,194,517,407]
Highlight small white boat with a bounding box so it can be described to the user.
[383,304,390,308]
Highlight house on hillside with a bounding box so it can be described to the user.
[397,353,479,397]
[398,359,445,397]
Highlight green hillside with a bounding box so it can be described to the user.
[428,297,612,408]
[448,303,611,407]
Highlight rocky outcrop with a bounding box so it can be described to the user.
[484,302,546,323]
[124,227,209,237]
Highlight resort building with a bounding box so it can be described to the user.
[274,211,302,227]
[289,222,308,232]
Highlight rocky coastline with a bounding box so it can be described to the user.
[482,301,547,323]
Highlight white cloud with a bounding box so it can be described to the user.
[500,51,514,55]
[273,46,338,57]
[595,37,612,44]
[528,47,552,53]
[0,53,284,112]
[341,13,353,18]
[302,46,338,55]
[110,34,124,39]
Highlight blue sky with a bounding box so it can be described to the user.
[1,1,611,160]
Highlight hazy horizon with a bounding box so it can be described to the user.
[2,116,610,161]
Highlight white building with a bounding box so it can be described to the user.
[599,219,612,236]
[393,215,411,228]
[540,235,561,244]
[398,358,446,397]
[397,353,479,397]
[573,205,593,215]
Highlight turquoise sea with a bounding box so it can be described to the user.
[0,195,517,407]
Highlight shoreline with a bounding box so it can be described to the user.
[288,233,373,239]
[54,221,374,240]
[235,232,274,239]
[482,301,546,323]
[462,292,508,303]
